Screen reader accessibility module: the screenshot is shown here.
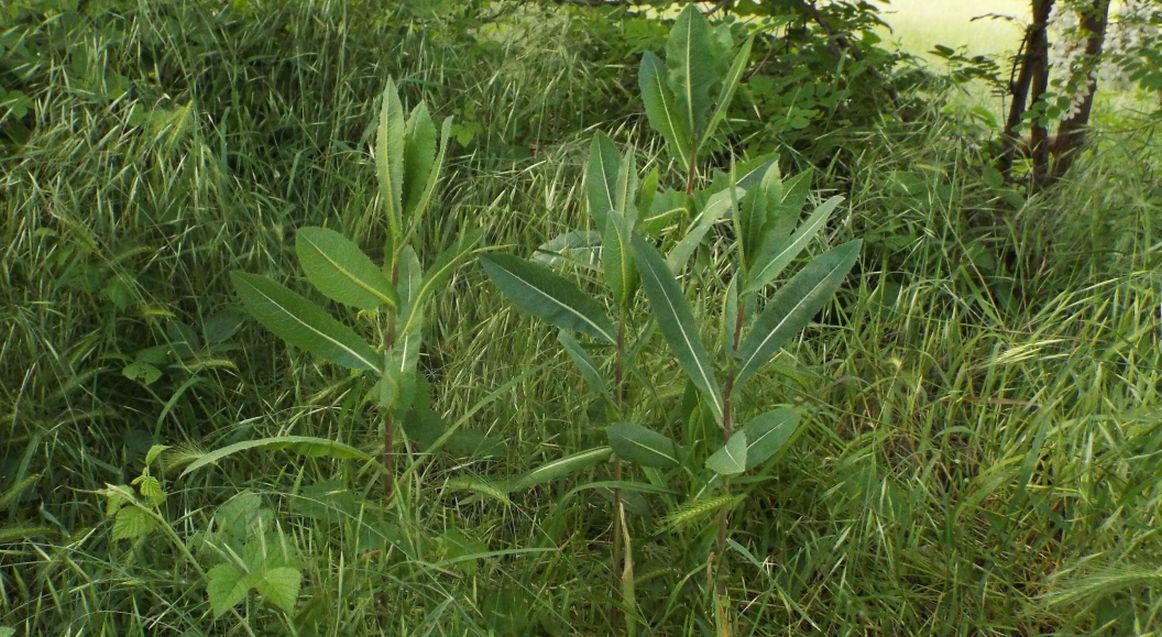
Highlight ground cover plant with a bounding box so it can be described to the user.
[2,0,1160,635]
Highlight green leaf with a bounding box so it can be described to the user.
[745,196,843,293]
[398,229,482,335]
[404,116,453,240]
[122,362,161,386]
[586,132,622,232]
[207,563,250,618]
[740,407,801,469]
[295,227,396,310]
[762,169,813,243]
[112,506,155,541]
[701,37,753,150]
[557,330,613,404]
[230,272,380,372]
[180,435,372,477]
[631,235,723,422]
[403,102,437,217]
[705,432,747,476]
[607,423,680,469]
[666,4,717,140]
[640,51,693,169]
[255,566,301,614]
[532,230,602,270]
[734,240,861,391]
[666,186,740,273]
[510,447,613,491]
[377,79,407,255]
[602,207,635,308]
[480,254,616,344]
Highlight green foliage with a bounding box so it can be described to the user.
[3,1,1160,634]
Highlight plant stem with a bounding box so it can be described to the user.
[383,270,398,504]
[716,294,747,594]
[611,319,628,630]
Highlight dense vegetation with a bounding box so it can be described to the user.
[2,1,1160,635]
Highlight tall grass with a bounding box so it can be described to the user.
[2,1,1160,635]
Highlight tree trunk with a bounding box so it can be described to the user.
[1049,0,1111,182]
[1000,0,1055,183]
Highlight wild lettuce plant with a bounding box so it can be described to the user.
[229,79,476,503]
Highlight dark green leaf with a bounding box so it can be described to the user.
[230,271,379,372]
[666,4,717,139]
[631,235,723,422]
[480,254,616,344]
[607,422,680,468]
[586,132,621,231]
[734,240,861,391]
[745,196,843,293]
[557,330,613,404]
[640,52,693,169]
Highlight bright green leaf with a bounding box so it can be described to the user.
[112,506,155,541]
[705,432,747,476]
[207,563,249,618]
[701,37,753,150]
[377,79,406,255]
[295,227,396,310]
[403,102,437,217]
[254,566,301,614]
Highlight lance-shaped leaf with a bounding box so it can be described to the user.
[666,185,741,274]
[640,51,693,170]
[230,271,379,372]
[602,210,634,308]
[586,132,622,232]
[402,102,437,217]
[376,80,406,254]
[607,422,680,469]
[733,240,861,391]
[557,330,613,405]
[480,254,616,344]
[761,169,813,243]
[739,407,801,469]
[631,235,723,423]
[700,37,753,152]
[509,447,613,491]
[666,4,717,140]
[404,116,453,240]
[532,230,602,270]
[705,432,747,476]
[181,434,372,477]
[295,227,396,310]
[398,229,483,335]
[745,195,843,293]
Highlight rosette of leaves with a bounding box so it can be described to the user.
[230,79,479,502]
